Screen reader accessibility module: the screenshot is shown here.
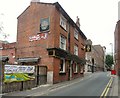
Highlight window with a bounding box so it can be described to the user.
[74,29,78,40]
[0,47,3,50]
[60,35,66,50]
[60,15,67,30]
[74,45,78,56]
[59,59,65,73]
[74,63,78,73]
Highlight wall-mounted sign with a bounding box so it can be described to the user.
[4,73,35,83]
[85,45,91,52]
[4,65,35,74]
[29,33,48,42]
[40,17,50,32]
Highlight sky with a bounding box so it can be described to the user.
[0,0,119,53]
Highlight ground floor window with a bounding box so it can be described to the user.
[74,62,78,73]
[59,58,65,73]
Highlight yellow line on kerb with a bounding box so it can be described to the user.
[100,77,113,98]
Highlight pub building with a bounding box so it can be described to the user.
[16,1,87,84]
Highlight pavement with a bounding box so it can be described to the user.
[109,74,119,97]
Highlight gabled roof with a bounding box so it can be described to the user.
[17,1,87,40]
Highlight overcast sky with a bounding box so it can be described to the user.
[0,0,119,53]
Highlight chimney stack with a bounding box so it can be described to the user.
[31,0,40,3]
[76,16,80,28]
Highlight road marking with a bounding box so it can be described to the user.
[104,78,113,97]
[100,77,113,98]
[107,74,109,77]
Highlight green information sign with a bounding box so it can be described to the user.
[4,73,35,83]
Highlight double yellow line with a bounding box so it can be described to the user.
[100,77,113,98]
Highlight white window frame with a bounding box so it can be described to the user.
[74,29,79,40]
[60,15,67,30]
[74,62,78,73]
[59,58,65,73]
[0,47,3,50]
[60,35,66,50]
[74,45,78,56]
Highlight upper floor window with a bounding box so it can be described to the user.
[74,45,78,56]
[74,29,78,40]
[60,15,67,30]
[0,47,3,50]
[60,35,66,50]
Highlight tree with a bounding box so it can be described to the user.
[0,13,9,40]
[105,54,113,69]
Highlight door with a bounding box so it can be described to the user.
[35,66,47,85]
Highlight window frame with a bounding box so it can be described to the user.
[60,35,66,50]
[74,62,78,73]
[0,47,3,50]
[74,29,79,40]
[60,15,67,30]
[74,45,78,56]
[59,58,66,73]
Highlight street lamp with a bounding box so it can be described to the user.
[110,43,114,70]
[103,46,106,71]
[110,43,113,56]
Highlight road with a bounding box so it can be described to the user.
[2,72,112,97]
[41,72,111,96]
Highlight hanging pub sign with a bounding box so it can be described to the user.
[40,17,50,32]
[85,45,91,52]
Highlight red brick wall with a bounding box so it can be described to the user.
[17,2,86,83]
[52,7,86,83]
[53,58,69,83]
[1,42,16,64]
[114,20,120,76]
[17,3,56,71]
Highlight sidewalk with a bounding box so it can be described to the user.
[109,75,119,97]
[2,72,93,96]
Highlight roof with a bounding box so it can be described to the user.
[0,40,9,44]
[17,1,87,40]
[47,48,86,64]
[54,2,87,40]
[17,57,40,63]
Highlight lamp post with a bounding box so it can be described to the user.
[110,43,114,70]
[103,46,106,72]
[110,43,113,56]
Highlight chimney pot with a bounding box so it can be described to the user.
[31,0,40,2]
[76,16,80,28]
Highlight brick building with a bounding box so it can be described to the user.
[93,45,105,71]
[16,1,87,84]
[0,41,16,64]
[114,20,120,76]
[85,39,105,73]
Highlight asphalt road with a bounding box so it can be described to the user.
[42,72,111,96]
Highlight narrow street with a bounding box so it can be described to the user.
[2,72,116,97]
[40,72,111,96]
[0,0,119,98]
